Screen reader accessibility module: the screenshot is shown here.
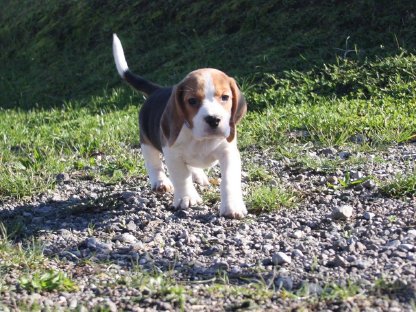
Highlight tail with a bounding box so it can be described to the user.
[112,33,161,96]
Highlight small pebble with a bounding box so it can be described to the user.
[363,211,375,220]
[272,252,292,265]
[332,205,353,220]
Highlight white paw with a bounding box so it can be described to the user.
[173,191,202,209]
[220,200,247,219]
[191,168,210,186]
[151,178,174,193]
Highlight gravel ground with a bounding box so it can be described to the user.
[1,143,415,311]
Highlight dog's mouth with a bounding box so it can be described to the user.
[193,126,230,140]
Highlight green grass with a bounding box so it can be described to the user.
[374,277,415,300]
[205,277,274,303]
[240,54,416,148]
[0,223,77,296]
[119,267,187,311]
[380,173,416,198]
[0,90,146,198]
[0,223,45,273]
[19,269,78,293]
[246,164,273,182]
[247,185,299,214]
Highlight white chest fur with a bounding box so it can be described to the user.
[163,125,229,168]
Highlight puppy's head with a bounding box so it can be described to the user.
[161,68,246,146]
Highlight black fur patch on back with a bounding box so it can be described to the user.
[139,87,173,152]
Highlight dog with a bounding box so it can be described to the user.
[112,34,247,218]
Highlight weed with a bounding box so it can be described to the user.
[380,173,416,198]
[0,223,45,271]
[126,267,186,311]
[310,256,319,273]
[374,277,415,301]
[320,281,361,301]
[19,269,78,293]
[87,222,96,236]
[387,215,398,223]
[247,185,299,214]
[286,280,362,302]
[327,171,371,189]
[205,273,274,302]
[202,189,220,206]
[246,164,273,182]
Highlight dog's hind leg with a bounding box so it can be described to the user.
[141,144,173,193]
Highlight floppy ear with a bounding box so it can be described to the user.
[227,78,247,142]
[161,85,186,146]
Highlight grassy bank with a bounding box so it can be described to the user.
[1,0,415,108]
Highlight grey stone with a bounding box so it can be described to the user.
[327,176,338,184]
[56,173,70,182]
[105,299,117,312]
[290,230,304,239]
[329,255,349,268]
[114,233,137,244]
[332,205,353,220]
[292,249,304,258]
[363,211,375,220]
[121,191,136,200]
[126,221,137,231]
[86,237,98,249]
[363,179,377,189]
[385,240,401,249]
[36,205,54,215]
[339,151,351,159]
[274,275,293,291]
[320,147,337,156]
[272,252,292,265]
[392,251,408,258]
[32,217,44,223]
[212,261,229,271]
[350,170,364,180]
[351,259,369,269]
[164,247,176,258]
[398,244,414,252]
[349,134,367,144]
[355,242,367,252]
[407,229,416,237]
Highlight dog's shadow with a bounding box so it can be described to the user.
[0,185,245,280]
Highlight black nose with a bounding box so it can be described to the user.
[204,115,221,129]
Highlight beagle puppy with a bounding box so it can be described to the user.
[112,34,247,218]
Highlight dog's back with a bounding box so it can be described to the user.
[139,87,172,152]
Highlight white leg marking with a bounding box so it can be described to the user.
[163,149,202,209]
[218,146,247,219]
[190,167,210,186]
[141,144,173,193]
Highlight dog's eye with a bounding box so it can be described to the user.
[221,95,230,102]
[188,98,198,106]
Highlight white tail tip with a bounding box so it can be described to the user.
[112,33,129,77]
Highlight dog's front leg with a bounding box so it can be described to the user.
[219,146,247,219]
[163,149,202,209]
